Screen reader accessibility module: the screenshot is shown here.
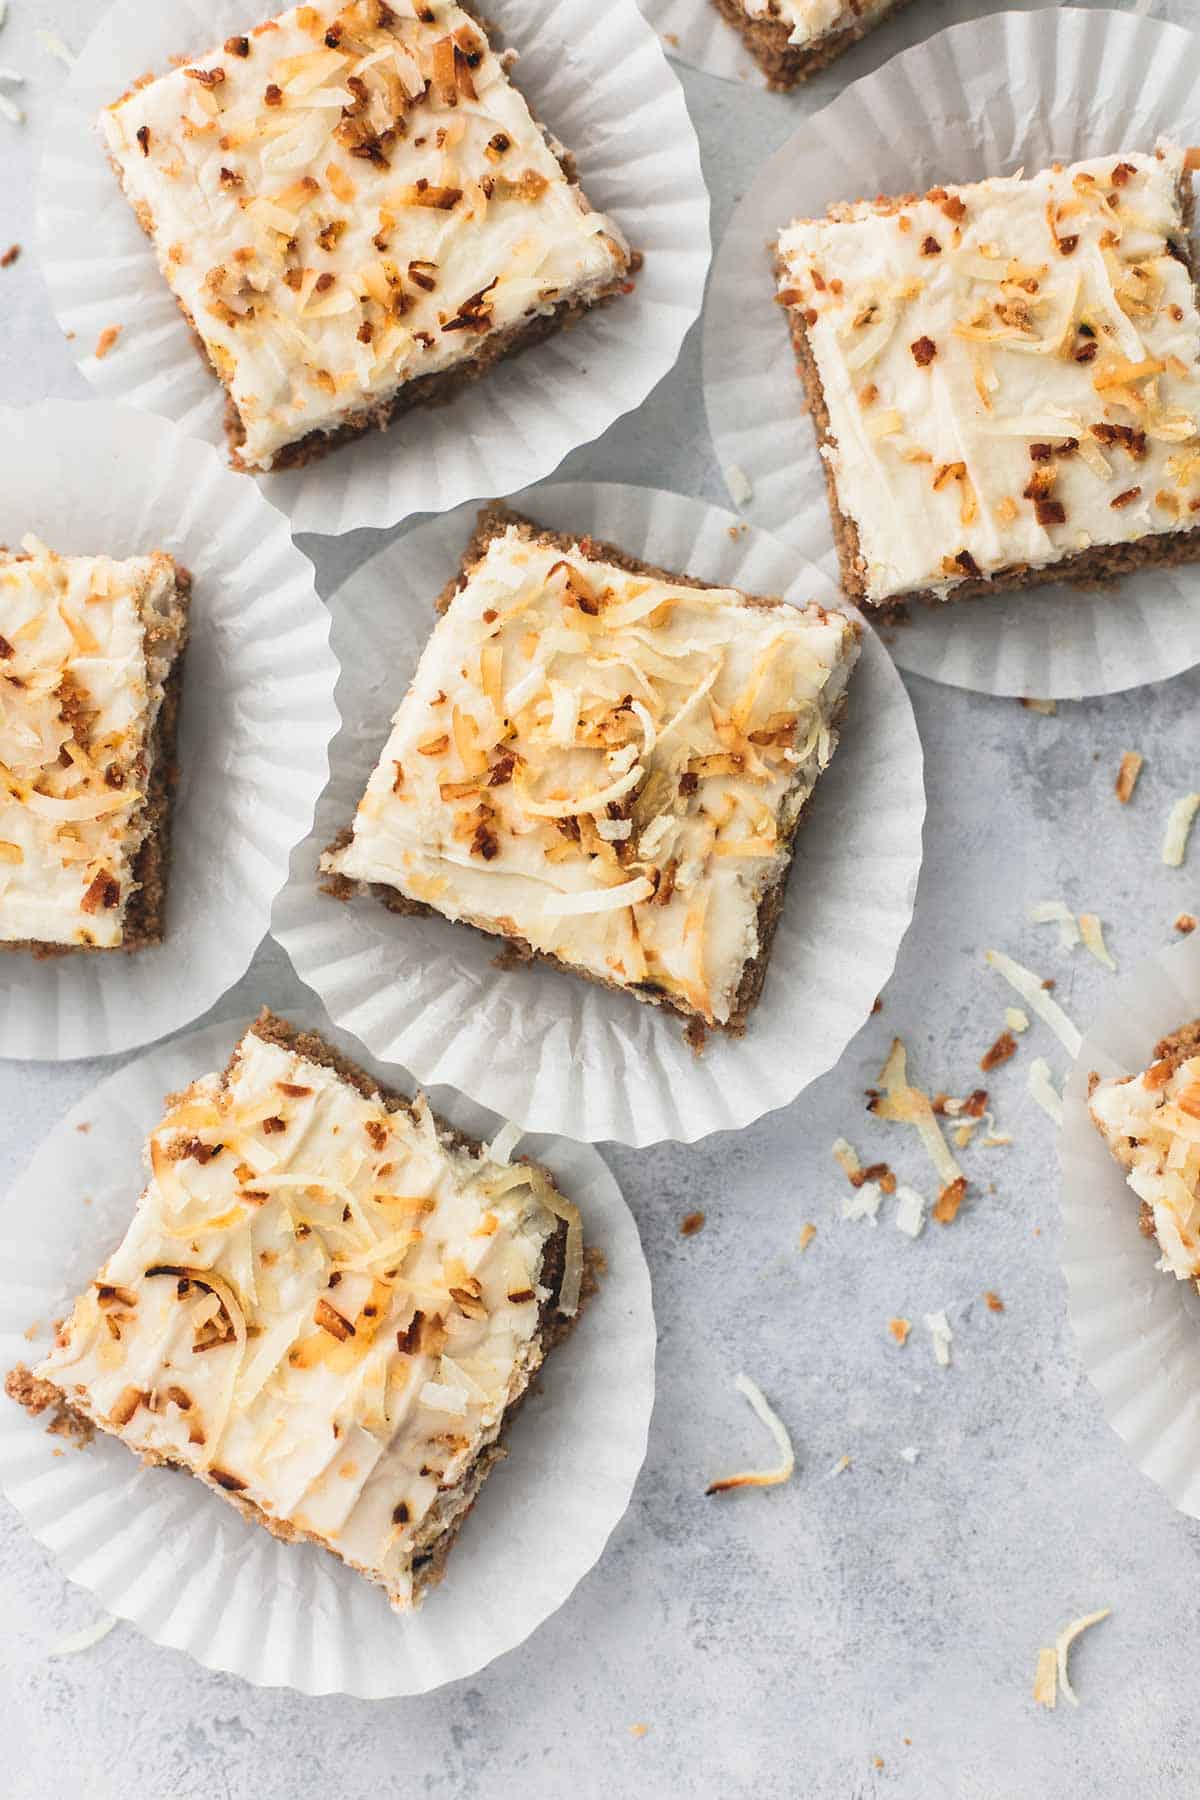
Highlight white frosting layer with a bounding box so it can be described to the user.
[776,142,1200,602]
[0,543,184,948]
[101,0,630,471]
[36,1026,573,1610]
[1090,1043,1200,1282]
[324,521,860,1025]
[737,0,892,52]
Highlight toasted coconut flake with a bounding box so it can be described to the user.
[705,1372,795,1496]
[798,1223,816,1252]
[898,1445,919,1464]
[485,1119,521,1166]
[48,1615,116,1657]
[1021,697,1057,715]
[932,1176,966,1224]
[1115,751,1143,804]
[1005,1008,1030,1033]
[1056,1608,1111,1707]
[528,1171,583,1316]
[1033,1646,1058,1709]
[1079,913,1116,970]
[985,950,1081,1058]
[925,1310,952,1367]
[829,1453,852,1477]
[542,875,654,917]
[1028,1057,1064,1127]
[1029,899,1080,951]
[873,1039,965,1190]
[1175,913,1198,935]
[888,1316,911,1346]
[1163,793,1200,867]
[831,1136,862,1182]
[894,1184,926,1238]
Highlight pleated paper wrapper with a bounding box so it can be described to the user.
[0,1014,655,1697]
[36,0,709,538]
[272,481,926,1147]
[703,7,1200,699]
[0,399,337,1061]
[1061,933,1200,1518]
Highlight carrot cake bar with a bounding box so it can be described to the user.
[1090,1019,1200,1286]
[0,541,188,954]
[774,140,1200,606]
[321,506,861,1034]
[99,0,631,474]
[6,1010,585,1612]
[714,0,903,89]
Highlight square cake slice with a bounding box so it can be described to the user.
[7,1010,586,1612]
[0,540,189,954]
[774,139,1200,607]
[1090,1020,1200,1287]
[100,0,631,474]
[321,506,861,1034]
[712,0,903,90]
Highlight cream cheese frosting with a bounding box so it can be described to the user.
[737,0,893,52]
[0,542,184,949]
[1090,1040,1200,1284]
[776,141,1200,602]
[36,1022,578,1610]
[323,518,860,1026]
[101,0,630,472]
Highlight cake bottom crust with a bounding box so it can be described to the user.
[324,504,852,1039]
[0,569,190,958]
[710,0,906,88]
[6,1009,595,1610]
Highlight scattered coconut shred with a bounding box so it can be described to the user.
[925,1310,953,1368]
[1163,794,1200,868]
[1114,751,1143,805]
[1033,1609,1112,1710]
[984,950,1081,1059]
[706,1373,795,1496]
[48,1615,116,1657]
[872,1040,967,1220]
[1028,903,1116,970]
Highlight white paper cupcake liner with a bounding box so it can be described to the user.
[36,0,709,539]
[272,480,925,1147]
[0,1010,654,1697]
[1061,933,1200,1517]
[0,399,338,1063]
[702,6,1200,699]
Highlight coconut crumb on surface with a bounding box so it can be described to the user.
[0,242,18,267]
[871,1039,966,1194]
[1029,899,1080,951]
[985,950,1081,1058]
[798,1223,817,1252]
[1020,698,1057,715]
[706,1372,795,1496]
[1176,913,1198,935]
[1163,794,1200,867]
[983,1290,1004,1312]
[1028,1057,1064,1127]
[981,1030,1017,1072]
[629,1724,650,1740]
[680,1211,706,1237]
[888,1316,911,1345]
[1079,914,1116,971]
[932,1176,966,1224]
[1114,751,1143,804]
[1033,1646,1058,1709]
[1032,1609,1113,1711]
[893,1185,926,1238]
[94,325,122,359]
[925,1310,952,1367]
[829,1453,851,1477]
[898,1446,919,1464]
[842,1180,883,1225]
[1005,1008,1030,1033]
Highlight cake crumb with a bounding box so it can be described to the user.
[981,1030,1017,1072]
[888,1316,911,1345]
[680,1211,705,1237]
[1020,698,1057,715]
[0,242,19,267]
[629,1723,650,1739]
[798,1223,816,1252]
[932,1176,966,1224]
[75,1121,91,1133]
[94,325,122,359]
[983,1290,1004,1312]
[1175,913,1197,935]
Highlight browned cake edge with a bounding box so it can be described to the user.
[774,166,1200,611]
[708,0,907,89]
[0,560,190,960]
[5,1006,596,1609]
[104,7,633,475]
[322,503,858,1038]
[1087,1015,1200,1249]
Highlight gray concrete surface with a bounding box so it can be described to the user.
[2,1,1200,1795]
